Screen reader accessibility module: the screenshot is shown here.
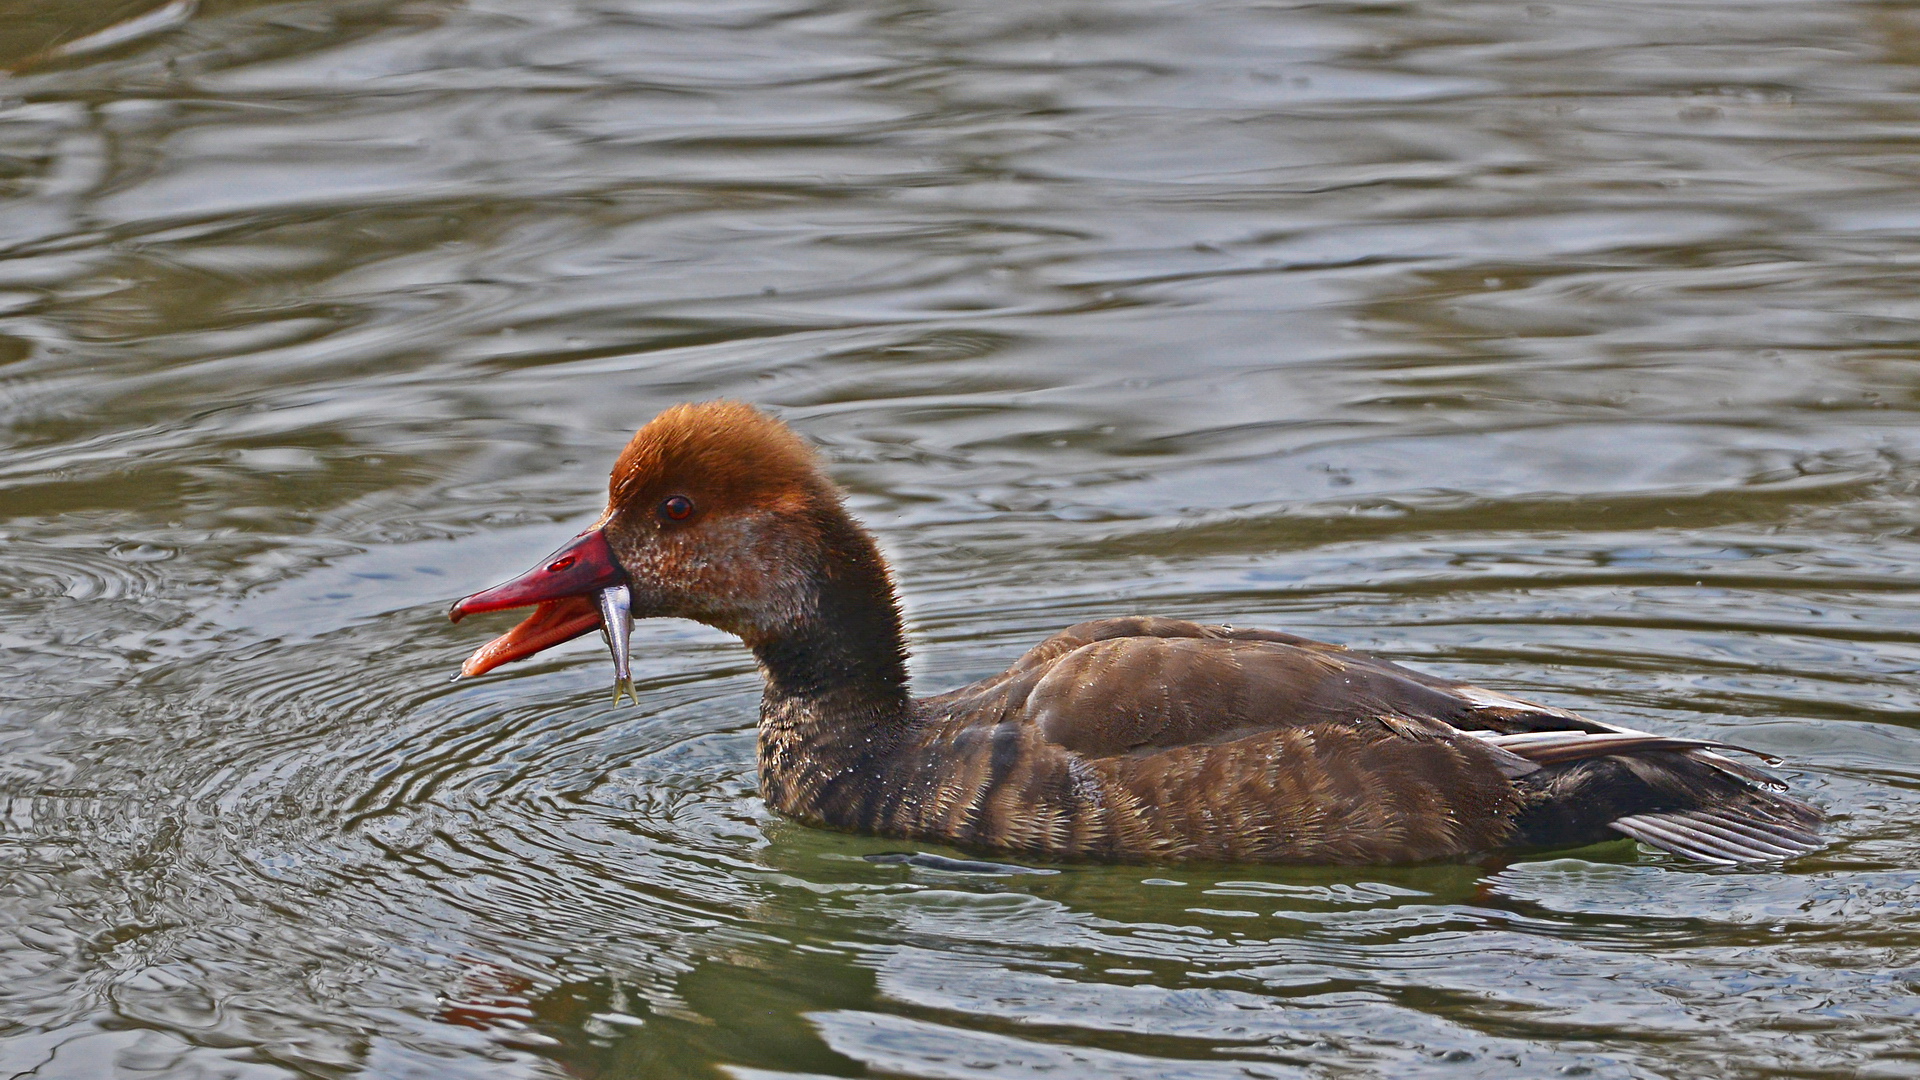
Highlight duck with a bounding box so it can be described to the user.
[449,401,1823,866]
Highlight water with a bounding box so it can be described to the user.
[3,0,1919,1076]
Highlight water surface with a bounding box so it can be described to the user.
[3,0,1919,1077]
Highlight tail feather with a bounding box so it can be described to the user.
[1611,806,1824,864]
[1511,749,1823,865]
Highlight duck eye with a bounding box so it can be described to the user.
[660,495,695,521]
[546,555,577,572]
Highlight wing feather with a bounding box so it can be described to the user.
[921,618,1821,866]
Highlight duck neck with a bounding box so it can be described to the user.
[749,505,912,729]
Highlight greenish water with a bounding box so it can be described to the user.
[3,0,1919,1077]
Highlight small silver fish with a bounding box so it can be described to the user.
[596,584,636,705]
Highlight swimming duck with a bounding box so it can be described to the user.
[450,401,1823,866]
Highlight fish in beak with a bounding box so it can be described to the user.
[448,527,636,702]
[595,583,636,705]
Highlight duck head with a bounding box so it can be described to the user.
[449,401,878,701]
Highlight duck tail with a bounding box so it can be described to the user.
[1508,749,1824,864]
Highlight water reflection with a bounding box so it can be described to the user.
[3,0,1920,1076]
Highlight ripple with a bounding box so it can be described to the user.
[0,538,171,603]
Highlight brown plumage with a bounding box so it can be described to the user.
[450,402,1824,866]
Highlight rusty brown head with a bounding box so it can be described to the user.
[448,401,843,696]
